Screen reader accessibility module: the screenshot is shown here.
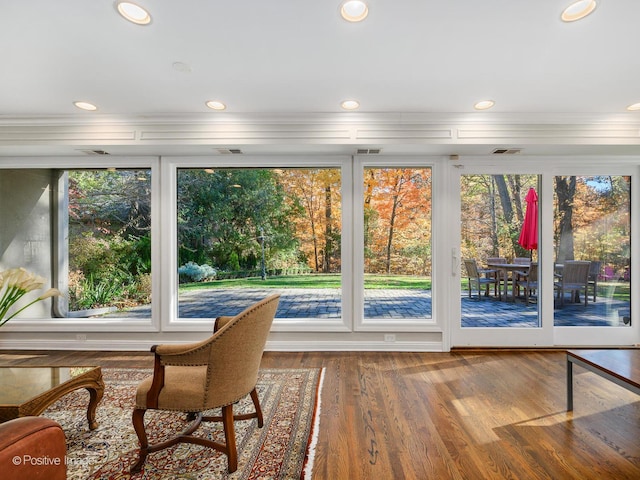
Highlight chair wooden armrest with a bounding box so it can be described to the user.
[478,268,497,273]
[145,346,166,408]
[146,335,222,407]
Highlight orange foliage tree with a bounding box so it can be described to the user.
[364,168,432,275]
[277,168,342,273]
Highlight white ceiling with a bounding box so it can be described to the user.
[1,0,640,157]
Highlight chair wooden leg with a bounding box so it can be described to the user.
[222,405,237,473]
[131,408,148,473]
[250,388,264,428]
[584,288,588,306]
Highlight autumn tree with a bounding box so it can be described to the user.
[275,168,342,273]
[558,176,630,272]
[460,174,537,261]
[365,168,432,275]
[554,176,576,262]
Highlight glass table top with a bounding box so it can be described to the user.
[0,366,99,405]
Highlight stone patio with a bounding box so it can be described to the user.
[113,287,630,327]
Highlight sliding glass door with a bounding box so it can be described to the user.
[452,170,549,347]
[450,160,638,347]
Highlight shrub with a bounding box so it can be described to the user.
[71,273,124,310]
[178,262,217,283]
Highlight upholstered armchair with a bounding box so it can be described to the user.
[0,417,66,480]
[130,294,280,474]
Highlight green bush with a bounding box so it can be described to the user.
[178,262,217,283]
[71,273,124,310]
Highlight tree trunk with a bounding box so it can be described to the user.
[555,176,576,262]
[363,169,375,251]
[494,175,518,254]
[509,175,524,224]
[323,185,333,273]
[386,192,399,274]
[308,208,319,272]
[489,178,499,255]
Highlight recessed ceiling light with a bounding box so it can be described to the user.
[73,101,98,111]
[205,100,226,110]
[340,1,368,22]
[561,0,597,22]
[341,100,360,110]
[172,62,192,73]
[626,102,640,111]
[474,100,495,111]
[115,1,152,25]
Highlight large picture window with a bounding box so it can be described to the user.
[65,169,152,319]
[0,167,153,322]
[363,167,432,320]
[176,167,343,320]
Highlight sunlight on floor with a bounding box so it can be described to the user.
[450,397,502,443]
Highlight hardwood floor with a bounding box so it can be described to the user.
[1,349,639,479]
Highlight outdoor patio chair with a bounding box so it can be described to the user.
[515,262,538,304]
[587,260,601,302]
[486,257,506,264]
[485,257,506,296]
[512,257,531,295]
[464,259,498,299]
[130,294,280,474]
[554,261,590,307]
[513,257,531,264]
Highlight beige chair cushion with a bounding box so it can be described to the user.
[136,365,208,411]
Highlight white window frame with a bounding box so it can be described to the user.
[161,155,353,333]
[0,156,161,333]
[353,156,444,333]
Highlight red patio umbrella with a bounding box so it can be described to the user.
[518,187,538,252]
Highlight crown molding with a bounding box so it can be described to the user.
[1,111,640,126]
[1,112,639,156]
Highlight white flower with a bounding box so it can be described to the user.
[0,268,62,327]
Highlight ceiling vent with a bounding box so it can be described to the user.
[356,148,381,155]
[492,148,521,155]
[79,149,110,155]
[217,148,243,154]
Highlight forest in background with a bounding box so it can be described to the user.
[461,174,631,277]
[65,169,628,312]
[66,167,432,310]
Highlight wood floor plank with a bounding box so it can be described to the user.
[1,349,638,479]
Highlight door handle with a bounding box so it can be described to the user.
[452,248,458,276]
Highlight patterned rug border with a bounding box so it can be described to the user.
[43,367,323,480]
[302,367,324,480]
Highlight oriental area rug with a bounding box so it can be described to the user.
[44,367,324,480]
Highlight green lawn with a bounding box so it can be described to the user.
[179,274,627,301]
[179,273,431,291]
[598,281,630,301]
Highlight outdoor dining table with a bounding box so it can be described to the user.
[486,263,530,302]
